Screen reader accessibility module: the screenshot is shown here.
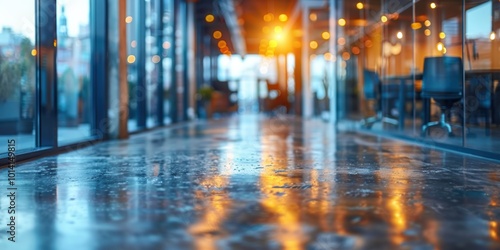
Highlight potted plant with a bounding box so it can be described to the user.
[197,84,214,119]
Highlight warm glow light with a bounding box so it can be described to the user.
[424,29,431,36]
[53,40,57,47]
[342,52,351,60]
[411,22,422,30]
[31,49,37,56]
[205,14,214,23]
[430,2,436,9]
[218,40,227,48]
[163,41,171,49]
[309,13,317,21]
[309,41,318,49]
[278,14,288,22]
[263,13,273,22]
[322,31,330,40]
[424,20,431,27]
[131,40,137,48]
[397,31,403,39]
[127,55,136,64]
[125,16,133,23]
[220,47,229,54]
[490,31,496,40]
[381,15,388,23]
[338,37,346,45]
[439,32,446,39]
[338,18,346,26]
[437,42,444,51]
[152,55,161,63]
[324,52,333,61]
[269,40,278,47]
[352,46,360,55]
[356,2,364,10]
[213,31,222,39]
[364,39,372,47]
[274,26,282,33]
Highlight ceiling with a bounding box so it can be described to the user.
[233,0,300,54]
[196,0,301,56]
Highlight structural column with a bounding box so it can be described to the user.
[118,0,129,139]
[329,0,337,124]
[301,5,312,118]
[36,0,58,147]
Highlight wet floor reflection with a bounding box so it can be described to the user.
[0,114,499,249]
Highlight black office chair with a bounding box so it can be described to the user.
[421,56,463,136]
[360,69,398,128]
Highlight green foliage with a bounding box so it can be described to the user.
[0,37,35,102]
[0,56,22,102]
[198,85,214,102]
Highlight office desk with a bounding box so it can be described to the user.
[383,70,500,131]
[383,73,422,130]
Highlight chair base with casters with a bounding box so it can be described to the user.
[421,99,464,137]
[360,111,398,129]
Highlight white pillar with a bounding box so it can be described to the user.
[302,6,312,118]
[329,0,337,125]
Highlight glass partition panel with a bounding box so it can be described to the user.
[348,0,416,134]
[343,0,386,129]
[127,0,140,131]
[344,0,468,146]
[415,0,464,145]
[464,0,500,153]
[56,0,92,144]
[379,0,415,136]
[308,6,331,119]
[0,0,36,153]
[146,0,160,128]
[163,0,173,125]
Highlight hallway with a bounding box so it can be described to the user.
[1,115,500,249]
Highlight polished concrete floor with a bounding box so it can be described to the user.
[1,114,500,250]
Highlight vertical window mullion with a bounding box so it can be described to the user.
[137,0,147,129]
[91,0,108,139]
[36,0,58,148]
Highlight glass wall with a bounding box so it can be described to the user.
[0,0,180,164]
[162,0,174,124]
[0,0,36,153]
[330,0,500,155]
[464,0,500,152]
[127,0,176,129]
[127,0,140,132]
[145,0,160,128]
[307,6,332,120]
[56,0,92,144]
